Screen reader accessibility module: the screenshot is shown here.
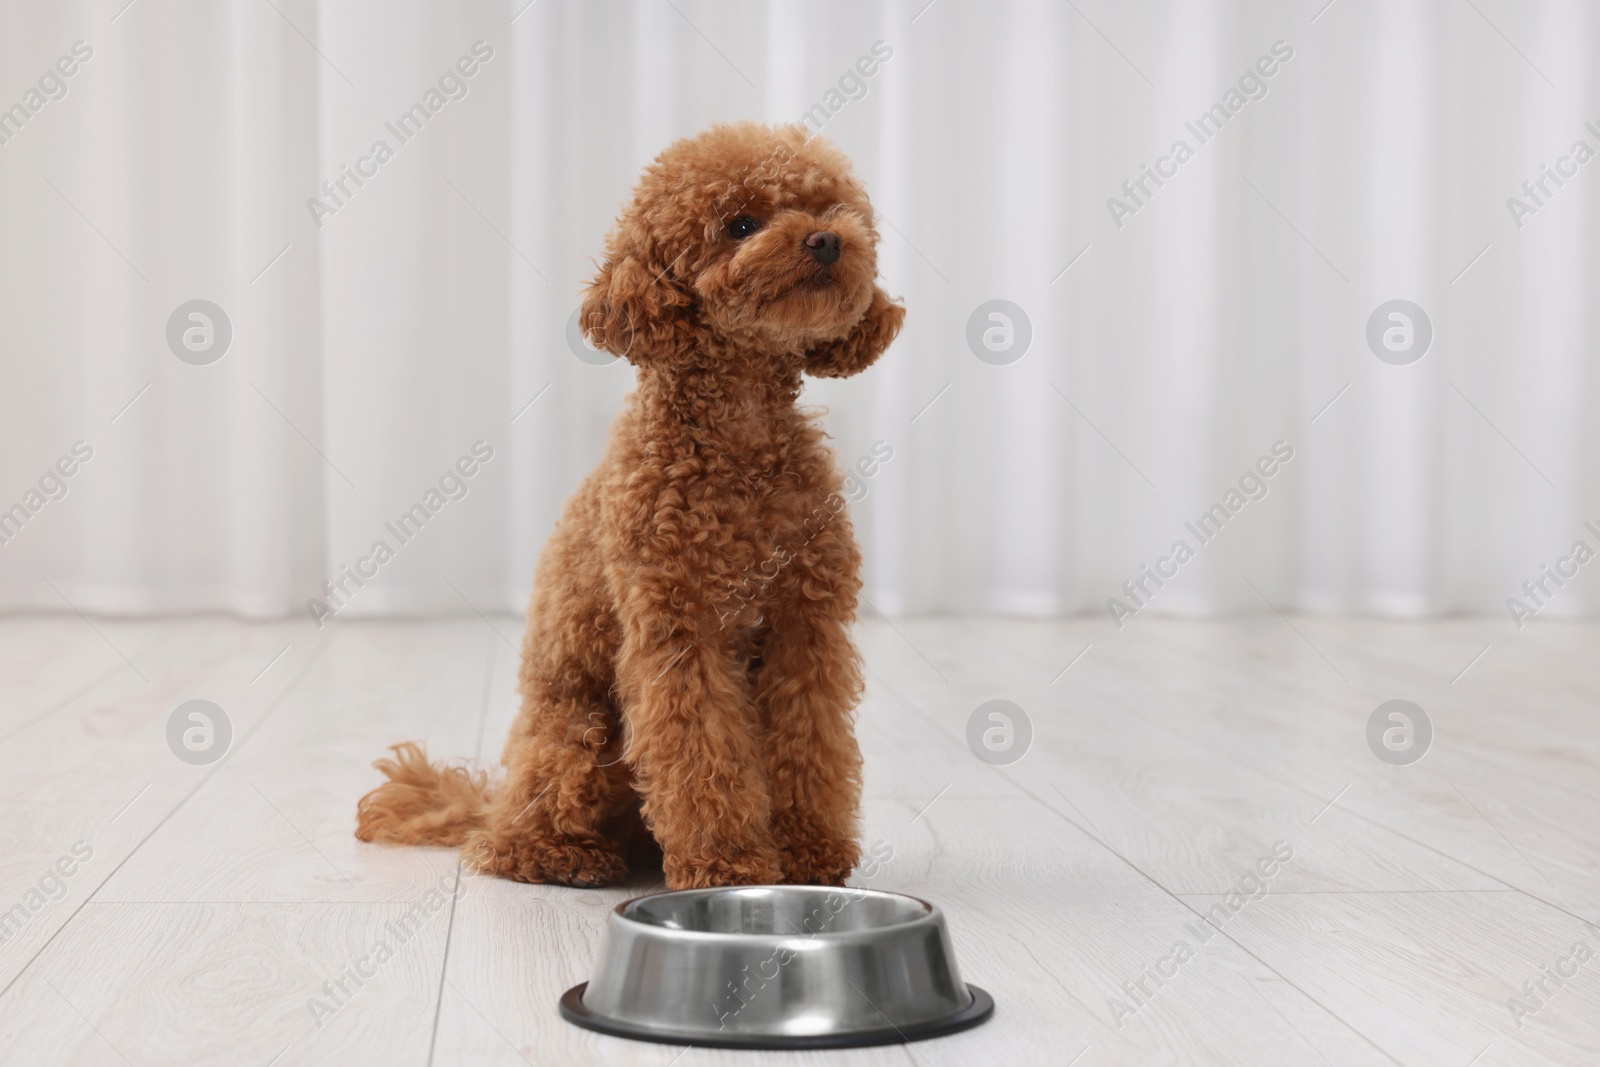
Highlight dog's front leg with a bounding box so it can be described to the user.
[616,619,782,889]
[754,602,864,886]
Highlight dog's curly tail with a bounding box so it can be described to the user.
[355,742,491,848]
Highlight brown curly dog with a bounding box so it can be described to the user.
[355,122,904,889]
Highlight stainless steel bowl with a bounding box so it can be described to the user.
[560,885,993,1049]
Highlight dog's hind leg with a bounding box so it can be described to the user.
[462,647,638,887]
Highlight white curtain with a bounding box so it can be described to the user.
[1,0,1596,623]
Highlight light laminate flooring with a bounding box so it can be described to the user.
[0,614,1595,1066]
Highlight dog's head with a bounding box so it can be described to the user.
[580,123,904,378]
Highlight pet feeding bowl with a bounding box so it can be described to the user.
[560,885,993,1049]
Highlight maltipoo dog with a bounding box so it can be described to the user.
[355,122,904,889]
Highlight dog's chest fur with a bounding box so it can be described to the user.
[607,394,856,631]
[699,412,851,610]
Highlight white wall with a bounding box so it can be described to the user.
[0,0,1596,627]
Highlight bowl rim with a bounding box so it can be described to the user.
[610,884,944,940]
[561,981,994,1049]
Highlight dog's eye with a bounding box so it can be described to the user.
[727,215,760,240]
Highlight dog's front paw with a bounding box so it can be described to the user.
[663,846,783,889]
[464,831,628,887]
[777,836,859,887]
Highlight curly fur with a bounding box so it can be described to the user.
[356,123,905,889]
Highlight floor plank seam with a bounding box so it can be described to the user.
[1177,889,1521,897]
[82,900,460,905]
[425,631,499,1066]
[425,862,464,1067]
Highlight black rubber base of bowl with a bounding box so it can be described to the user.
[560,982,994,1050]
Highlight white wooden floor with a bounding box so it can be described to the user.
[0,614,1597,1066]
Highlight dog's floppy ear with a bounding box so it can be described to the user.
[579,248,694,365]
[802,286,905,378]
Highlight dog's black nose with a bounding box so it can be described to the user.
[805,231,841,266]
